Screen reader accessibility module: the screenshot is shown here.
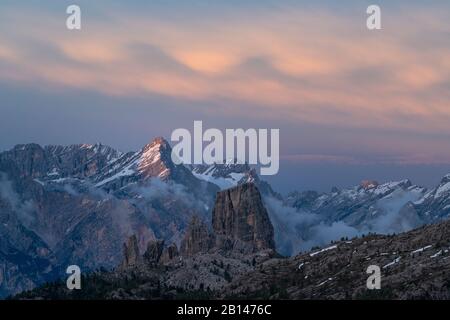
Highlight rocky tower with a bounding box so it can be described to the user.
[121,235,142,269]
[143,239,165,264]
[160,243,179,263]
[180,215,212,257]
[212,183,275,251]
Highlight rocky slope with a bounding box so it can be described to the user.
[0,138,218,297]
[2,137,450,298]
[225,219,450,299]
[14,183,277,299]
[14,184,450,300]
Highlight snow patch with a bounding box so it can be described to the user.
[95,166,136,187]
[383,257,401,269]
[435,182,450,199]
[33,179,44,186]
[310,245,338,257]
[411,245,433,255]
[430,250,442,258]
[192,170,245,190]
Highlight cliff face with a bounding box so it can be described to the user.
[121,235,141,269]
[120,183,276,265]
[180,216,212,257]
[212,183,275,251]
[160,243,179,264]
[0,138,217,298]
[143,240,164,264]
[177,183,276,257]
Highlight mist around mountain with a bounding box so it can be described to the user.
[15,183,450,300]
[1,137,450,298]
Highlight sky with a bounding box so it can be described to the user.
[1,0,450,193]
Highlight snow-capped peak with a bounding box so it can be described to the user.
[137,137,173,179]
[441,173,450,184]
[369,179,412,195]
[92,137,174,187]
[190,161,254,190]
[435,180,450,199]
[138,141,163,168]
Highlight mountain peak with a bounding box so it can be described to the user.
[140,137,171,157]
[138,137,173,179]
[441,174,450,184]
[360,180,379,190]
[12,143,43,151]
[147,137,170,148]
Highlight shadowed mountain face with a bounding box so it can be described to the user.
[212,183,275,252]
[0,138,219,297]
[1,138,450,298]
[14,185,450,300]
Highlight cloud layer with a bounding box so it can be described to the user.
[1,1,450,165]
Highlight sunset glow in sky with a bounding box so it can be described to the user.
[1,0,449,192]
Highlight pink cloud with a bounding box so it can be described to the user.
[0,4,449,138]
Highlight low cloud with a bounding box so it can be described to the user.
[126,178,213,232]
[265,185,429,256]
[264,196,360,256]
[371,188,423,234]
[0,172,36,227]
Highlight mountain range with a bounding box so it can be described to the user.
[15,183,450,300]
[1,137,450,298]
